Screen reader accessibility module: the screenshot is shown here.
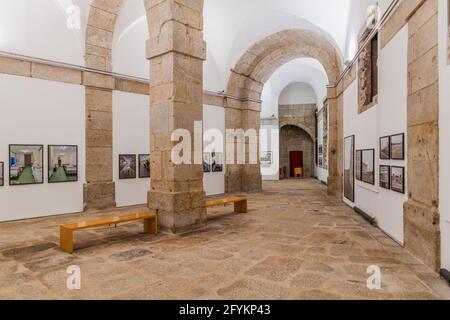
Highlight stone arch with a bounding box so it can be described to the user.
[279,120,314,142]
[225,28,343,196]
[227,29,342,100]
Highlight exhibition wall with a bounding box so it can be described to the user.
[0,74,85,221]
[342,25,408,244]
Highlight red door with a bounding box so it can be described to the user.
[290,151,303,177]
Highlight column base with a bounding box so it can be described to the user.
[148,190,207,234]
[83,182,116,210]
[404,199,441,271]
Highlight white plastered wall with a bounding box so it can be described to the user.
[113,91,150,207]
[342,25,408,244]
[0,75,85,221]
[203,105,225,195]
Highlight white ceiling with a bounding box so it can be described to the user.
[0,0,387,92]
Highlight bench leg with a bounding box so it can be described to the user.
[144,217,158,234]
[234,200,248,213]
[60,228,74,254]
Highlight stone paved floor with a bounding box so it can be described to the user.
[1,179,449,300]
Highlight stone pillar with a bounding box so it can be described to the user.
[83,0,122,209]
[404,0,440,270]
[327,86,343,198]
[146,0,207,233]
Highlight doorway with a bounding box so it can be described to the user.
[290,151,303,177]
[24,154,32,167]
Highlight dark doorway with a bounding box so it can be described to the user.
[289,151,303,177]
[24,154,32,167]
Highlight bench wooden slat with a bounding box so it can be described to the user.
[60,212,157,254]
[61,212,156,231]
[206,196,248,214]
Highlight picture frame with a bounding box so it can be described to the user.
[390,133,405,160]
[380,136,391,160]
[260,151,273,165]
[211,152,223,173]
[391,166,405,194]
[48,145,78,183]
[355,150,362,181]
[9,144,44,186]
[379,165,390,190]
[138,154,150,178]
[0,162,4,187]
[203,153,211,173]
[344,135,355,202]
[361,149,375,185]
[119,154,137,180]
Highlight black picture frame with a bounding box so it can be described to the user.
[344,135,355,202]
[391,166,405,194]
[203,153,211,173]
[390,133,405,160]
[0,162,4,187]
[260,151,273,165]
[211,152,223,173]
[355,150,362,181]
[380,136,391,160]
[138,154,151,179]
[119,154,137,180]
[9,144,44,186]
[361,149,375,185]
[48,145,78,184]
[379,165,391,190]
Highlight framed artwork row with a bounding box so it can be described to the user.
[380,133,405,160]
[5,144,78,186]
[119,154,150,180]
[203,152,224,173]
[379,165,405,194]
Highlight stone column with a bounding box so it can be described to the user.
[327,86,343,198]
[83,0,122,209]
[404,0,440,270]
[146,0,207,233]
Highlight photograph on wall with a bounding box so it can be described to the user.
[139,154,150,178]
[318,145,323,156]
[211,152,223,173]
[119,154,137,179]
[203,153,211,173]
[379,165,391,190]
[355,150,362,181]
[9,145,44,186]
[48,145,78,183]
[362,149,375,185]
[391,166,405,194]
[318,157,323,168]
[380,136,391,159]
[0,162,3,186]
[344,135,355,202]
[260,152,273,166]
[390,133,405,160]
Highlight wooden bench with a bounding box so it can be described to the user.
[60,212,157,254]
[206,196,248,213]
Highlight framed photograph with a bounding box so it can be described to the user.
[344,135,355,202]
[391,166,405,194]
[390,133,405,160]
[9,145,44,186]
[138,154,150,178]
[260,151,273,165]
[48,145,78,183]
[362,149,375,185]
[119,154,137,180]
[211,152,223,173]
[318,157,323,168]
[318,145,323,156]
[355,150,362,181]
[203,153,211,173]
[380,136,390,160]
[0,162,4,186]
[379,165,390,190]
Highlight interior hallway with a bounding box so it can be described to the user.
[0,179,449,300]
